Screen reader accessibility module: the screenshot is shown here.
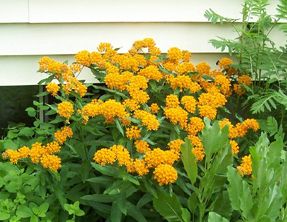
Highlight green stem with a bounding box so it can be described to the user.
[198,202,205,222]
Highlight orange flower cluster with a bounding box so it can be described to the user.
[237,155,252,176]
[39,57,87,97]
[188,135,205,161]
[54,126,73,144]
[3,141,61,171]
[46,82,60,96]
[93,144,179,185]
[126,126,141,140]
[134,140,151,153]
[219,118,260,139]
[57,101,74,119]
[134,110,159,131]
[218,118,259,155]
[78,99,130,125]
[7,38,259,182]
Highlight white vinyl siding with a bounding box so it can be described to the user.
[0,0,284,85]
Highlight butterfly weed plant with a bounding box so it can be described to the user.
[0,38,286,221]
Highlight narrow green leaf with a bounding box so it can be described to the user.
[187,193,198,214]
[137,193,152,208]
[86,176,113,184]
[202,121,229,163]
[181,138,197,184]
[81,194,119,203]
[111,202,122,222]
[240,181,253,218]
[181,208,191,222]
[227,166,242,211]
[115,119,125,136]
[126,202,147,222]
[153,189,184,222]
[207,212,229,222]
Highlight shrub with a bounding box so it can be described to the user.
[1,38,264,221]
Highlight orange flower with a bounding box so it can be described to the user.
[237,155,252,176]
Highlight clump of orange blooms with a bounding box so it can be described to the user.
[3,38,259,184]
[3,142,62,171]
[57,101,74,119]
[46,82,60,96]
[237,155,252,176]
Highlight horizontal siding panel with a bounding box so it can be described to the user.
[0,53,228,86]
[0,23,241,55]
[0,23,236,55]
[28,0,242,23]
[28,0,280,23]
[0,23,285,56]
[0,0,28,22]
[0,0,280,23]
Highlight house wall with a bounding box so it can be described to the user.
[0,0,284,85]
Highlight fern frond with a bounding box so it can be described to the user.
[250,90,287,114]
[204,9,238,24]
[277,0,287,19]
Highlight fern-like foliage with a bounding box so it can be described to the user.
[277,0,287,19]
[249,89,287,114]
[204,9,238,24]
[206,0,287,129]
[277,0,287,33]
[245,0,269,16]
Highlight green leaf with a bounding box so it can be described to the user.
[126,202,147,222]
[86,176,113,184]
[122,173,140,185]
[115,195,128,215]
[240,181,253,218]
[266,116,278,136]
[74,202,85,217]
[143,178,158,198]
[153,189,184,222]
[110,202,122,222]
[0,212,10,220]
[36,91,49,97]
[204,9,237,24]
[202,121,229,163]
[25,107,36,117]
[181,208,191,222]
[37,75,54,85]
[115,119,125,136]
[137,193,152,208]
[227,166,242,211]
[81,194,120,203]
[33,202,49,217]
[16,205,33,218]
[64,201,84,217]
[2,139,18,149]
[187,193,198,214]
[207,212,229,222]
[91,163,119,177]
[18,127,34,137]
[30,214,39,222]
[211,191,232,219]
[268,135,284,167]
[49,116,64,124]
[181,138,197,184]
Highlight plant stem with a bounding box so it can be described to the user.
[198,202,205,222]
